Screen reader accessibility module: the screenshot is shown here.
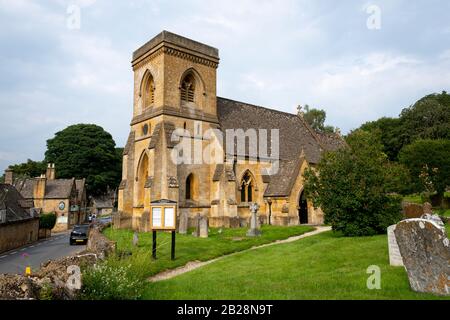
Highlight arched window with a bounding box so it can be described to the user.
[180,73,195,103]
[143,73,155,108]
[186,174,195,200]
[240,171,254,203]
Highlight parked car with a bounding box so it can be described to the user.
[69,224,90,245]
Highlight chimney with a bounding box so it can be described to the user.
[4,169,13,185]
[33,174,47,202]
[46,163,55,180]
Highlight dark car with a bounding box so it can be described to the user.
[70,224,90,245]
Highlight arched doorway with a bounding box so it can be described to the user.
[298,190,308,224]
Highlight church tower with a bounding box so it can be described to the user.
[118,31,220,230]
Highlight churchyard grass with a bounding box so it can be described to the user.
[103,225,314,280]
[142,229,450,300]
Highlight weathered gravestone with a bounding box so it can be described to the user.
[178,210,188,235]
[192,213,201,237]
[394,219,450,296]
[132,231,139,247]
[423,202,433,214]
[402,202,424,219]
[387,224,404,267]
[247,203,262,237]
[199,216,209,238]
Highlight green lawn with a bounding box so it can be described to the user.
[142,227,450,300]
[103,225,314,280]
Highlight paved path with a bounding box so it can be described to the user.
[148,226,332,282]
[0,232,86,275]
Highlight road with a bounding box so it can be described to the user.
[0,231,86,275]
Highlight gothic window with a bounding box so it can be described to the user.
[180,73,195,103]
[143,74,155,108]
[186,174,195,200]
[240,171,254,203]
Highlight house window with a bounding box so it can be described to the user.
[181,73,195,103]
[240,172,254,203]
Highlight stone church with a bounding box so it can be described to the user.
[117,31,344,230]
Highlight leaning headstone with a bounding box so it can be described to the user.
[387,224,404,267]
[191,213,201,237]
[178,211,188,235]
[199,216,209,238]
[394,219,450,296]
[247,203,262,237]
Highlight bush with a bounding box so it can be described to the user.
[39,213,57,230]
[303,130,403,237]
[81,263,143,300]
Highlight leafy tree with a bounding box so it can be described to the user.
[7,159,47,178]
[399,139,450,203]
[303,130,403,237]
[358,117,404,161]
[301,104,335,133]
[39,212,57,230]
[45,124,122,196]
[358,91,450,160]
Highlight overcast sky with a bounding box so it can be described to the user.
[1,0,449,172]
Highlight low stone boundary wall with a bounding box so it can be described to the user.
[0,224,115,300]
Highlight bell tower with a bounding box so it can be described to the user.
[130,30,220,120]
[118,31,221,230]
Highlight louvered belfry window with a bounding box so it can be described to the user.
[181,74,195,103]
[144,75,155,108]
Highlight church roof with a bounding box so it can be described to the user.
[216,97,345,197]
[217,97,324,163]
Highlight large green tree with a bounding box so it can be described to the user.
[358,91,450,160]
[303,130,403,237]
[45,124,122,195]
[7,159,47,178]
[301,104,335,133]
[399,139,450,202]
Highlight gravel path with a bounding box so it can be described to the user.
[148,226,332,282]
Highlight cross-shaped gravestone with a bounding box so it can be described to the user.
[247,203,262,237]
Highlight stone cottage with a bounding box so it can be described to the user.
[5,164,87,232]
[0,184,39,254]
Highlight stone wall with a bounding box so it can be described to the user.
[0,218,39,254]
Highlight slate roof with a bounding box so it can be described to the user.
[0,184,33,224]
[315,132,347,152]
[216,97,345,197]
[14,178,75,199]
[217,97,323,163]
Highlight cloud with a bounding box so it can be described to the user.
[1,0,450,172]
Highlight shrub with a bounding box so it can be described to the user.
[39,212,57,230]
[81,263,143,300]
[303,130,403,237]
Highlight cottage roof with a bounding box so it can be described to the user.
[0,184,33,223]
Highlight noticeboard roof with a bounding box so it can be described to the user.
[150,199,178,205]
